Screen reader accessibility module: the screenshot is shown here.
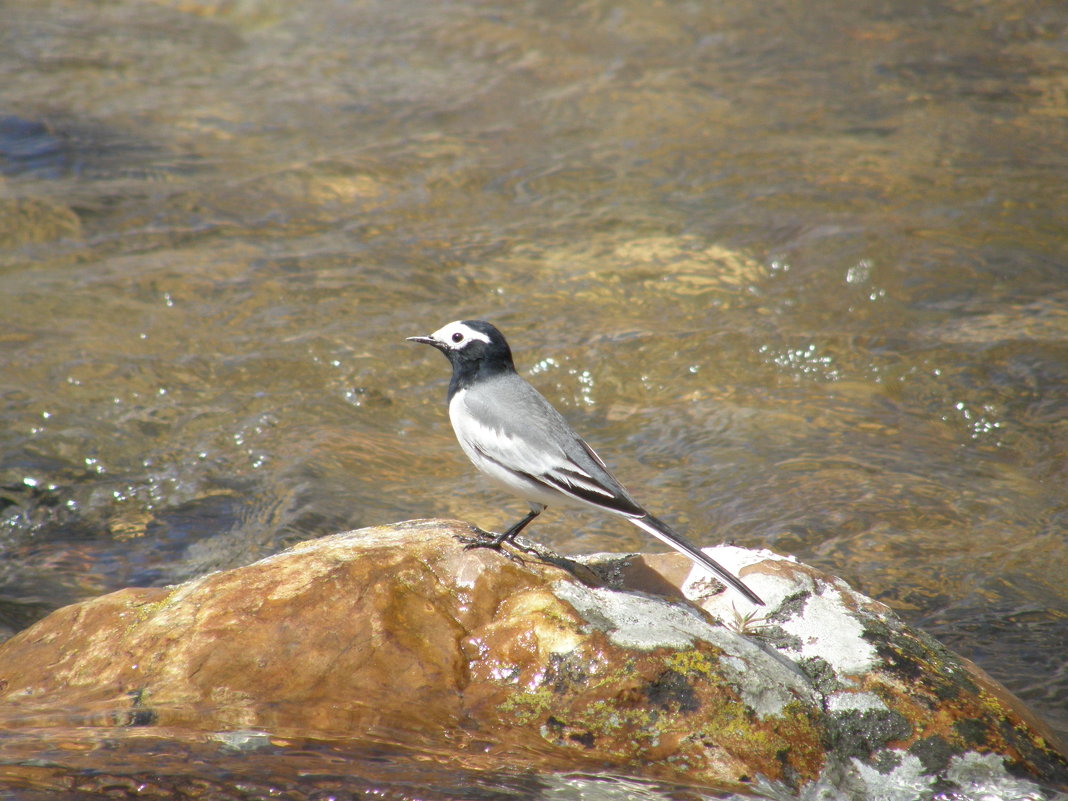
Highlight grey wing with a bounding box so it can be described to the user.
[457,376,646,516]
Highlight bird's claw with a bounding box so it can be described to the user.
[456,528,501,547]
[456,530,529,563]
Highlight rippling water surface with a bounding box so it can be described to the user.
[1,0,1066,797]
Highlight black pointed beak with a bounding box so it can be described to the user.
[403,333,446,356]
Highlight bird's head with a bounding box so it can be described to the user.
[407,320,514,372]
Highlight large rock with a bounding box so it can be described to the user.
[0,519,1064,799]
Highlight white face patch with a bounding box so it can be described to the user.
[431,320,492,350]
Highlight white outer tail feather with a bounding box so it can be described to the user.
[629,515,765,606]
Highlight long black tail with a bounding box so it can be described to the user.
[629,514,765,606]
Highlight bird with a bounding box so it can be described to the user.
[406,320,765,606]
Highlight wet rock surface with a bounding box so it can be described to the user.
[0,519,1064,799]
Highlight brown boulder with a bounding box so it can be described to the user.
[0,519,1064,798]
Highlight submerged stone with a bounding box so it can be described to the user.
[0,519,1063,798]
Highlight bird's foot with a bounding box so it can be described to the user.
[455,527,504,548]
[456,528,532,563]
[460,537,526,564]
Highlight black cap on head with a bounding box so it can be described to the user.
[408,319,516,395]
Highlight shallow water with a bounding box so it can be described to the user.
[1,0,1067,796]
[0,726,735,801]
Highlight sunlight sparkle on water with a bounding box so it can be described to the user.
[759,343,841,381]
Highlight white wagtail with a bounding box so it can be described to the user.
[407,320,765,606]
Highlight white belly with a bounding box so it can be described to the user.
[448,389,568,509]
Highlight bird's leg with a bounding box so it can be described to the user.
[494,507,542,544]
[460,507,543,556]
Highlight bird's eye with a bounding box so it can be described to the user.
[451,332,464,343]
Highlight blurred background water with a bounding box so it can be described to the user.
[1,0,1066,797]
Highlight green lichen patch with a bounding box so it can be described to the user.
[752,624,804,651]
[704,699,826,789]
[862,616,977,700]
[664,648,717,679]
[854,616,1068,786]
[797,655,843,695]
[117,588,177,635]
[494,636,828,790]
[498,685,555,726]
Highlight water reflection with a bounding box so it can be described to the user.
[0,726,743,801]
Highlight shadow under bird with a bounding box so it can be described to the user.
[407,319,765,606]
